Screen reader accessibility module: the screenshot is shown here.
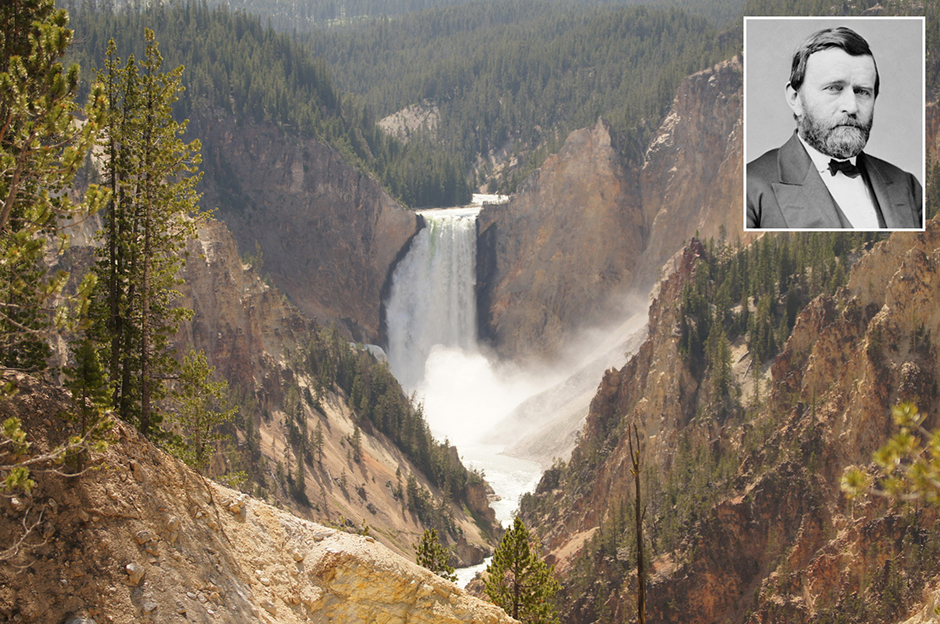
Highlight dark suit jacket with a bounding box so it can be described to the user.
[746,133,923,229]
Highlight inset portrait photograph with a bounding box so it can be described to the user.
[744,17,925,231]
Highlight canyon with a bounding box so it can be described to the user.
[0,373,516,624]
[3,17,939,620]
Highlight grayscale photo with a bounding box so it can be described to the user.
[745,17,925,230]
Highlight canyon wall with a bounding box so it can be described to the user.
[174,219,500,566]
[520,220,940,623]
[0,373,516,624]
[477,56,744,362]
[190,115,419,344]
[476,118,646,362]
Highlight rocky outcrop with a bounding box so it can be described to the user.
[477,57,744,362]
[0,373,516,624]
[176,218,311,403]
[635,55,745,287]
[477,118,646,361]
[190,115,419,343]
[173,219,500,566]
[521,219,940,623]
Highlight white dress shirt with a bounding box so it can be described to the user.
[798,135,881,229]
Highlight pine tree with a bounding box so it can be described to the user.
[64,338,111,434]
[63,337,112,471]
[166,350,236,474]
[92,31,204,437]
[0,0,107,368]
[414,528,457,582]
[294,449,308,504]
[313,419,324,464]
[484,517,560,624]
[351,423,362,463]
[706,317,733,408]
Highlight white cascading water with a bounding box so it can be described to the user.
[385,206,481,392]
[385,197,545,586]
[383,195,646,586]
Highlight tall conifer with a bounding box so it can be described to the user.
[0,0,107,368]
[92,30,204,437]
[484,517,560,624]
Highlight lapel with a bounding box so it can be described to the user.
[771,133,844,229]
[858,153,916,229]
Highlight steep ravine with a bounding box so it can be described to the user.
[174,219,500,566]
[520,221,940,624]
[0,373,516,624]
[477,56,745,363]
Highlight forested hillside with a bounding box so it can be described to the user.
[1,1,499,578]
[132,0,744,33]
[302,1,739,191]
[65,1,471,207]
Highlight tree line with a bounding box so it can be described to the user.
[1,1,484,537]
[168,0,744,33]
[65,0,472,207]
[302,1,739,192]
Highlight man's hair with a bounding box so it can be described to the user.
[788,26,879,98]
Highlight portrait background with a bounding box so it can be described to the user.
[744,17,924,187]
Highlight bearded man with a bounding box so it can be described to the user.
[746,26,923,229]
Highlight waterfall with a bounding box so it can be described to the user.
[385,206,481,391]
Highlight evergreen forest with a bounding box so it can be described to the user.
[66,0,740,199]
[207,0,744,32]
[299,1,739,190]
[66,1,474,207]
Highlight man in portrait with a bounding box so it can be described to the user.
[745,22,924,230]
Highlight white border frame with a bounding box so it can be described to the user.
[743,15,926,232]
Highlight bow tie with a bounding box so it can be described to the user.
[828,159,861,178]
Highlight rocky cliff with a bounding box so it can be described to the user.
[0,373,516,624]
[520,220,940,624]
[190,115,419,344]
[477,56,744,362]
[173,219,499,566]
[476,118,646,362]
[635,55,745,287]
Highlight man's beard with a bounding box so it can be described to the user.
[798,107,872,160]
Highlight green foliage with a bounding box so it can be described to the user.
[64,339,111,429]
[406,472,457,536]
[89,30,205,437]
[63,337,112,470]
[842,403,940,508]
[165,350,237,474]
[0,0,108,368]
[305,3,738,191]
[1,416,34,491]
[484,516,560,624]
[414,527,457,582]
[67,2,470,208]
[680,231,881,376]
[351,423,363,463]
[312,418,324,464]
[193,0,744,31]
